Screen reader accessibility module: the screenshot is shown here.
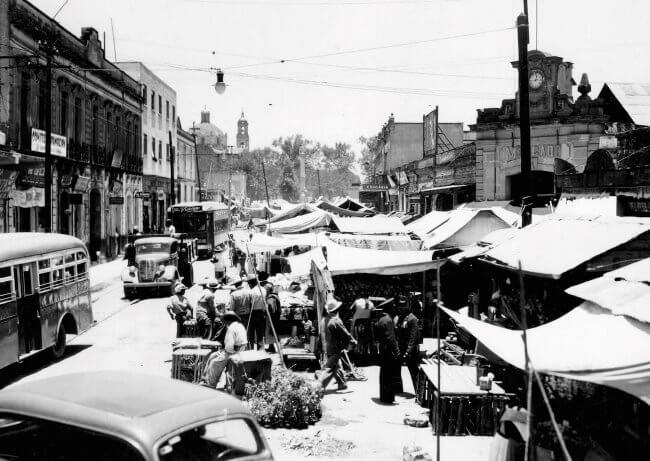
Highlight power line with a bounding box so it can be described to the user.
[183,0,444,5]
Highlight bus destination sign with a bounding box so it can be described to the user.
[173,205,203,213]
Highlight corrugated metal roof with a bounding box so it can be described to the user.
[602,82,650,126]
[480,216,650,278]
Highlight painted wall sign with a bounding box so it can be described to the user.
[11,187,44,207]
[497,142,576,164]
[134,191,151,199]
[109,196,124,205]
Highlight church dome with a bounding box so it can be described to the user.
[196,110,226,147]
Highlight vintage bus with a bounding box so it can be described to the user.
[168,201,231,258]
[0,233,93,370]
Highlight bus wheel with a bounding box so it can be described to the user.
[51,325,67,359]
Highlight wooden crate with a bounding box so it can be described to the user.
[171,348,212,383]
[181,320,199,338]
[429,394,510,436]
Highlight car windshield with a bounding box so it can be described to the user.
[0,415,144,461]
[158,418,263,461]
[136,242,170,254]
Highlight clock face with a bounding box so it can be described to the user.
[529,70,545,90]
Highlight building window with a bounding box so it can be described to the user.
[159,140,162,159]
[73,98,82,143]
[38,79,48,130]
[158,95,162,114]
[166,100,169,120]
[106,112,112,152]
[126,121,132,154]
[134,124,139,156]
[92,105,98,148]
[142,84,148,104]
[20,72,30,148]
[60,91,68,136]
[172,105,175,122]
[152,136,156,160]
[166,143,169,161]
[115,116,121,152]
[151,90,155,110]
[144,134,148,156]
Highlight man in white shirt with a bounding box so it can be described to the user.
[201,311,248,388]
[165,219,176,235]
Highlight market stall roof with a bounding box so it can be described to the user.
[332,196,373,212]
[479,216,650,279]
[331,215,408,235]
[442,303,650,403]
[269,211,332,234]
[565,258,650,323]
[406,210,451,239]
[447,227,519,265]
[267,203,319,224]
[460,201,551,227]
[235,232,331,252]
[422,208,512,250]
[243,205,274,219]
[555,193,618,217]
[286,244,439,277]
[316,200,375,217]
[326,232,423,251]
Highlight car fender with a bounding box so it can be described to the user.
[121,267,137,283]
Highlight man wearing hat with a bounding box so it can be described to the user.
[318,297,357,391]
[196,278,219,339]
[201,311,248,388]
[229,275,251,332]
[398,295,421,391]
[247,276,267,350]
[375,306,400,404]
[166,283,193,338]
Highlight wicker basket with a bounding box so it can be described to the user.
[181,319,199,338]
[171,348,212,383]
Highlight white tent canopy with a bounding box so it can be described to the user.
[331,215,408,235]
[443,303,650,403]
[286,244,439,277]
[422,208,512,250]
[269,211,331,234]
[406,210,450,239]
[480,216,650,278]
[235,233,331,253]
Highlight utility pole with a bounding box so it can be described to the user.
[227,146,232,231]
[316,169,322,198]
[169,130,175,206]
[43,44,53,233]
[517,6,533,227]
[190,122,202,201]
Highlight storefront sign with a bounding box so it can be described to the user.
[31,128,67,157]
[408,196,421,202]
[20,166,45,187]
[134,191,151,199]
[74,176,90,193]
[388,188,398,196]
[111,150,124,168]
[0,170,17,199]
[423,108,438,155]
[60,174,74,188]
[498,142,575,164]
[11,187,44,208]
[109,196,124,205]
[360,184,388,192]
[172,205,202,214]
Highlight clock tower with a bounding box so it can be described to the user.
[511,50,575,120]
[236,111,249,152]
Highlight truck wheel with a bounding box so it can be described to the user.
[51,325,67,359]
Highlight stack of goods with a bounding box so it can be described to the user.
[181,318,198,338]
[171,338,222,352]
[245,367,323,429]
[171,348,212,383]
[333,274,417,307]
[228,350,273,396]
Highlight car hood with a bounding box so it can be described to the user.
[135,253,170,264]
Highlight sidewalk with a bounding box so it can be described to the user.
[89,258,126,291]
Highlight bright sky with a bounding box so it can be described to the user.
[33,0,650,153]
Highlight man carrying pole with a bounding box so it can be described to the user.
[318,297,357,391]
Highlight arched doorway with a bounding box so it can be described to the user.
[59,191,70,235]
[89,189,102,260]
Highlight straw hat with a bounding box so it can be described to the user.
[325,297,343,314]
[223,310,241,323]
[174,283,188,294]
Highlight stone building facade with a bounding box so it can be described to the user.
[0,0,142,259]
[176,118,197,203]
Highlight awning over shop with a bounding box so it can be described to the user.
[422,208,513,250]
[332,196,373,212]
[267,203,318,224]
[286,244,438,277]
[236,232,331,253]
[406,210,450,239]
[480,216,650,279]
[419,184,467,194]
[565,258,650,323]
[269,211,331,234]
[447,227,519,265]
[316,200,375,217]
[442,303,650,403]
[331,215,408,235]
[326,232,423,251]
[243,206,273,219]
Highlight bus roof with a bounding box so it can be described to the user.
[168,201,229,212]
[0,233,87,262]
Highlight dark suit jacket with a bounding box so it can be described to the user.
[399,313,420,359]
[376,313,400,360]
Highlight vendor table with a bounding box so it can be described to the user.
[418,363,511,436]
[171,348,212,383]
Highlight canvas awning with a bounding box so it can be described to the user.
[442,303,650,403]
[422,208,512,250]
[269,211,332,234]
[236,232,331,253]
[406,210,451,239]
[480,216,650,279]
[316,200,375,217]
[331,215,408,235]
[447,227,519,265]
[332,196,373,212]
[286,244,439,277]
[565,258,650,323]
[326,233,423,251]
[267,203,319,224]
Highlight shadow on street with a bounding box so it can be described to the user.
[0,345,91,389]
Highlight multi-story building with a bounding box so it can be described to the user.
[116,61,176,233]
[176,118,197,203]
[0,0,142,259]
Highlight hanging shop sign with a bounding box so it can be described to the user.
[398,171,409,185]
[134,191,151,199]
[111,149,124,169]
[157,190,166,201]
[73,176,90,193]
[360,183,388,192]
[388,188,398,196]
[423,108,438,156]
[31,128,67,157]
[59,174,74,188]
[11,187,44,208]
[109,196,124,205]
[20,166,45,188]
[0,170,17,199]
